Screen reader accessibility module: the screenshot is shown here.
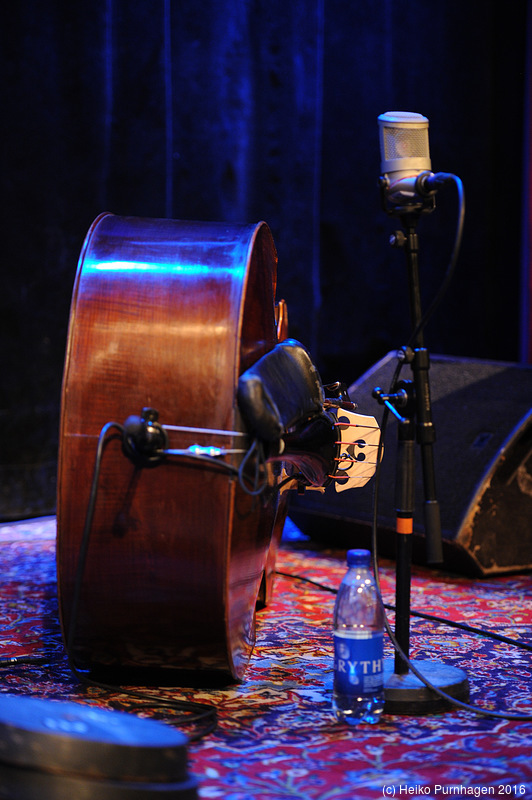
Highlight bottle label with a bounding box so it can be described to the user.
[333,631,384,696]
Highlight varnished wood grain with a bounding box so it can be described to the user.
[57,214,283,681]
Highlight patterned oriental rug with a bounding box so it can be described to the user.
[1,515,531,799]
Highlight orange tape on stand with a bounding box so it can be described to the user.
[396,516,413,535]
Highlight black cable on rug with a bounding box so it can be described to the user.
[275,568,532,653]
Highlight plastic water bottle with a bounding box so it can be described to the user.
[332,549,385,724]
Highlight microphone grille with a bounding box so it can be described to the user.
[378,111,431,174]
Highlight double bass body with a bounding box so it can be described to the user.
[57,214,285,682]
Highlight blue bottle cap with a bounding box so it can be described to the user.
[346,549,371,567]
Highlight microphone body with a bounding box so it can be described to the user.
[378,111,436,209]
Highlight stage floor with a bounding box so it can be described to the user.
[1,515,531,799]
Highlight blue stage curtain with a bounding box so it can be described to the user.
[1,0,529,518]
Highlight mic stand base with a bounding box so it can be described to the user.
[383,658,470,715]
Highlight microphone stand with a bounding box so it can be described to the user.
[374,201,470,714]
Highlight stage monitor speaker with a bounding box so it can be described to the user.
[289,352,532,576]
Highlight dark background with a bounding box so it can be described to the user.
[1,1,530,519]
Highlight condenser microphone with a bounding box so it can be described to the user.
[378,111,453,210]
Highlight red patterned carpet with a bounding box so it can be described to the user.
[1,515,531,799]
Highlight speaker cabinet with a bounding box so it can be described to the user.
[289,352,532,576]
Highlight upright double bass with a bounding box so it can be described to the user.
[57,214,379,683]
